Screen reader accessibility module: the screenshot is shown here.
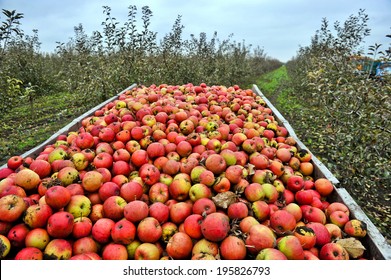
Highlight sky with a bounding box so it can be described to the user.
[0,0,390,62]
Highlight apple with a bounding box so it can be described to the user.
[192,197,216,216]
[201,212,230,242]
[319,242,349,260]
[124,200,149,223]
[139,163,160,186]
[169,201,192,224]
[112,160,132,177]
[131,149,149,168]
[82,170,103,192]
[286,175,304,192]
[0,168,15,180]
[262,183,279,203]
[295,189,314,205]
[149,202,169,224]
[220,149,237,166]
[14,169,41,191]
[47,147,67,164]
[199,170,215,187]
[245,224,276,255]
[98,181,120,202]
[146,142,165,159]
[0,234,11,259]
[44,185,71,210]
[7,155,24,170]
[314,178,334,197]
[302,206,326,224]
[102,195,127,221]
[99,127,115,142]
[306,222,331,247]
[251,200,270,222]
[239,216,260,233]
[7,223,30,248]
[93,152,113,169]
[325,202,350,219]
[325,223,343,240]
[47,211,74,238]
[70,152,89,171]
[24,228,50,250]
[137,217,162,243]
[111,219,136,245]
[227,201,248,220]
[225,165,244,184]
[134,242,160,260]
[14,247,43,260]
[220,235,247,260]
[91,217,115,244]
[270,210,296,235]
[277,235,305,260]
[72,236,99,255]
[148,182,169,203]
[294,226,317,249]
[65,194,92,218]
[183,214,203,239]
[188,183,212,202]
[75,132,95,149]
[329,210,350,228]
[256,248,288,260]
[169,173,191,201]
[23,204,53,229]
[204,154,226,175]
[192,238,219,258]
[72,216,93,239]
[244,183,265,202]
[29,159,52,178]
[344,219,367,238]
[0,194,27,223]
[166,232,193,259]
[161,222,179,244]
[180,157,199,174]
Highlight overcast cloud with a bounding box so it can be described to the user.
[0,0,390,62]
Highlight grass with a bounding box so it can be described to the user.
[255,65,303,120]
[0,91,90,166]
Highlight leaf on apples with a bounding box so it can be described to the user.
[336,237,366,258]
[212,191,237,209]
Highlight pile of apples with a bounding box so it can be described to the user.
[0,83,369,260]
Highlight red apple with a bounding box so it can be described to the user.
[44,185,71,210]
[220,235,247,260]
[319,242,349,260]
[23,203,53,228]
[124,200,149,223]
[149,202,169,224]
[270,210,296,235]
[47,211,74,238]
[134,242,160,260]
[166,232,193,259]
[111,219,136,245]
[201,212,230,242]
[137,217,162,243]
[91,217,115,244]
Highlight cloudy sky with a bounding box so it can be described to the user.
[1,0,390,62]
